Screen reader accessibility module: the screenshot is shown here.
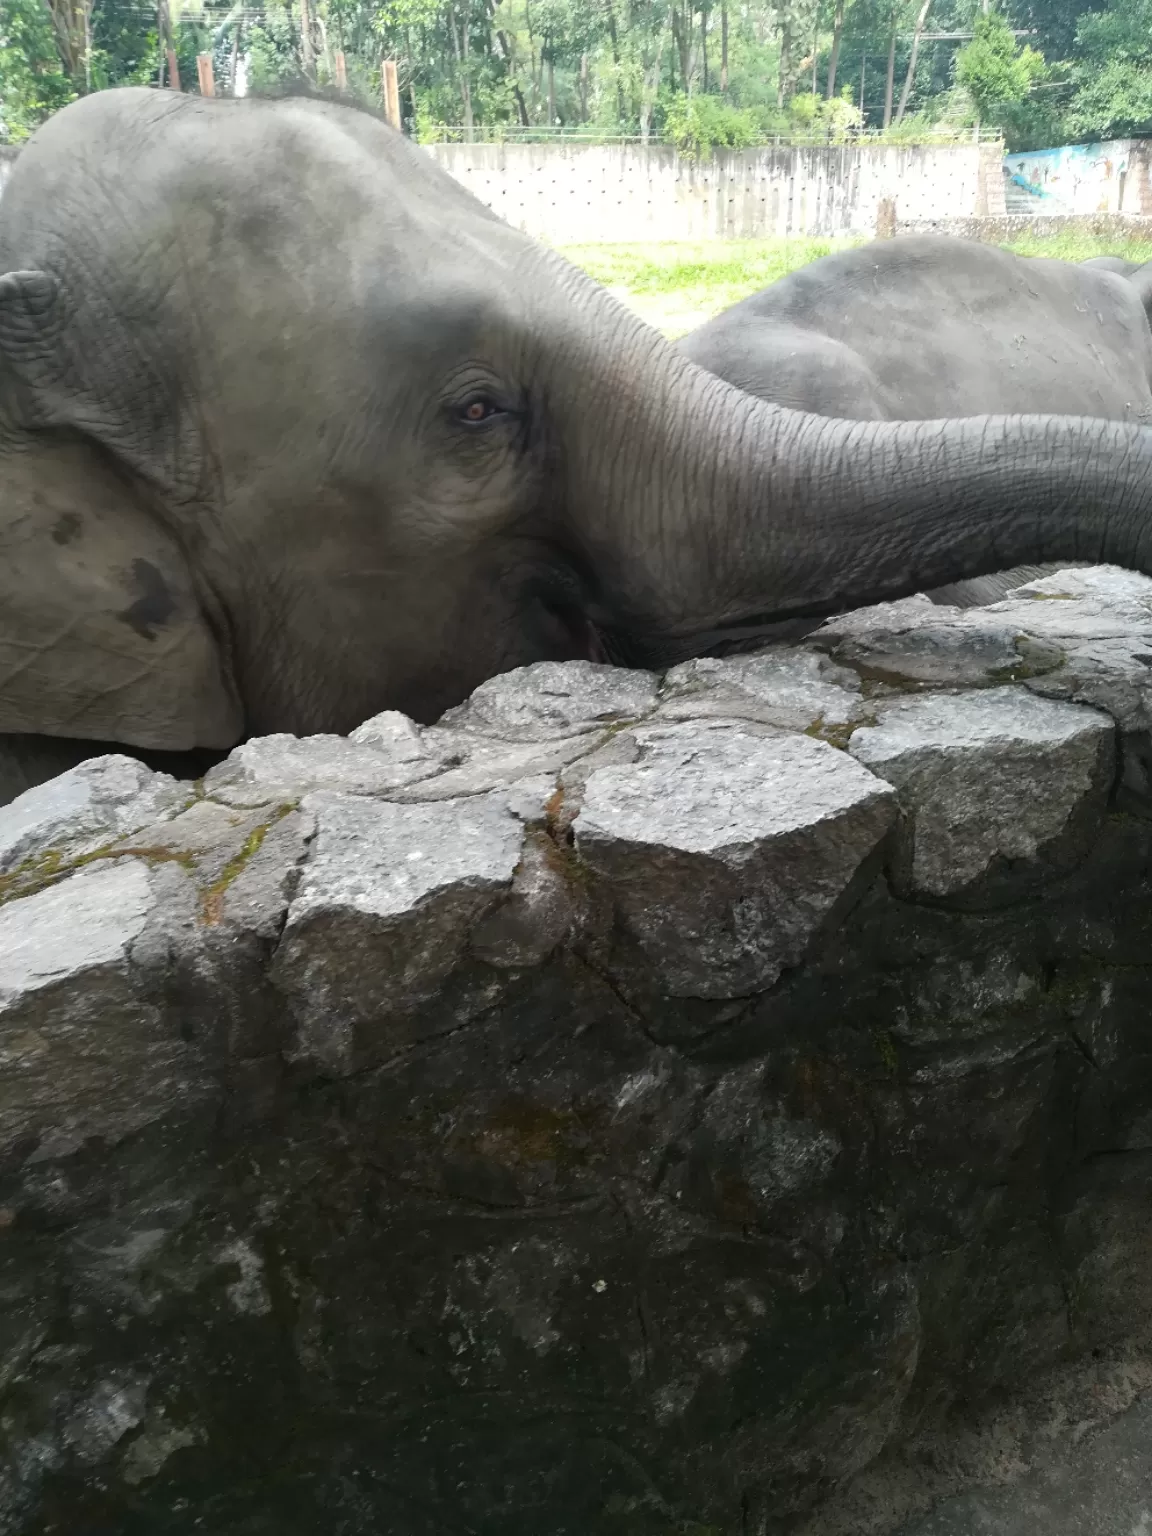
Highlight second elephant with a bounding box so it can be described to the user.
[679,234,1152,606]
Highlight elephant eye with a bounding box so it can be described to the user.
[454,395,506,427]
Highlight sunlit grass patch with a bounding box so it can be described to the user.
[1000,231,1152,264]
[559,238,864,336]
[559,232,1152,338]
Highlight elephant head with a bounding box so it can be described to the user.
[2,89,1152,763]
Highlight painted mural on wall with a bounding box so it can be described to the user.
[1002,140,1143,214]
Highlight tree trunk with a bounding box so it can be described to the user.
[407,28,420,124]
[524,0,538,120]
[298,0,313,77]
[230,18,242,93]
[811,9,819,93]
[895,0,931,124]
[720,1,728,92]
[883,13,895,126]
[673,5,691,93]
[605,1,625,125]
[777,20,790,107]
[449,1,474,140]
[547,51,556,123]
[579,51,589,120]
[701,4,708,93]
[826,0,845,97]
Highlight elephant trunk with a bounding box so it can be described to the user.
[557,329,1152,659]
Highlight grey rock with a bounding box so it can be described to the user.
[393,731,596,802]
[1008,563,1152,608]
[660,647,866,734]
[574,721,895,996]
[272,791,526,1072]
[850,686,1113,896]
[0,861,214,1160]
[8,586,1152,1535]
[469,828,582,968]
[203,731,446,807]
[347,708,432,759]
[62,1374,149,1464]
[898,1392,1152,1536]
[0,754,184,872]
[438,659,658,741]
[819,607,1057,691]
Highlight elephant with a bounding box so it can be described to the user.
[4,98,1152,800]
[678,234,1152,605]
[1081,253,1152,329]
[1081,255,1144,277]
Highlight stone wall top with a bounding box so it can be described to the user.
[4,565,1152,1534]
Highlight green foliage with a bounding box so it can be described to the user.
[0,0,1144,154]
[0,0,74,140]
[955,8,1046,123]
[1066,0,1152,139]
[246,3,306,93]
[661,93,760,155]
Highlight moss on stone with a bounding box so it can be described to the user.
[872,1029,900,1073]
[0,841,197,908]
[198,802,297,925]
[804,713,876,751]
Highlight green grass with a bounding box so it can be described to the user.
[558,233,1152,338]
[559,237,863,337]
[1000,231,1152,264]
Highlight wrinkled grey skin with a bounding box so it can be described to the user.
[6,102,1152,792]
[679,235,1152,605]
[1081,254,1144,277]
[1082,252,1152,331]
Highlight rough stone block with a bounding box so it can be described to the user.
[659,647,866,734]
[437,658,658,741]
[850,686,1113,896]
[4,573,1152,1535]
[203,730,447,807]
[272,791,526,1071]
[0,861,213,1160]
[0,754,184,872]
[573,721,895,996]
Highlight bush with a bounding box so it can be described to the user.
[661,93,760,157]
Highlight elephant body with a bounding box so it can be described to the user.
[679,235,1152,425]
[5,98,1152,795]
[678,234,1152,604]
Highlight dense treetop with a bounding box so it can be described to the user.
[0,0,1146,153]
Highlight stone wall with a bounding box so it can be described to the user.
[3,566,1152,1535]
[424,140,1006,241]
[896,211,1152,243]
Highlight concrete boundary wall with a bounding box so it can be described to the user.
[425,139,1006,242]
[898,212,1152,243]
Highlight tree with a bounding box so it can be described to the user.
[955,5,1046,127]
[1066,0,1152,139]
[0,0,74,137]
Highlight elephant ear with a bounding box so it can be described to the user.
[0,270,243,752]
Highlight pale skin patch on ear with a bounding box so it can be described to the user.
[0,436,243,752]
